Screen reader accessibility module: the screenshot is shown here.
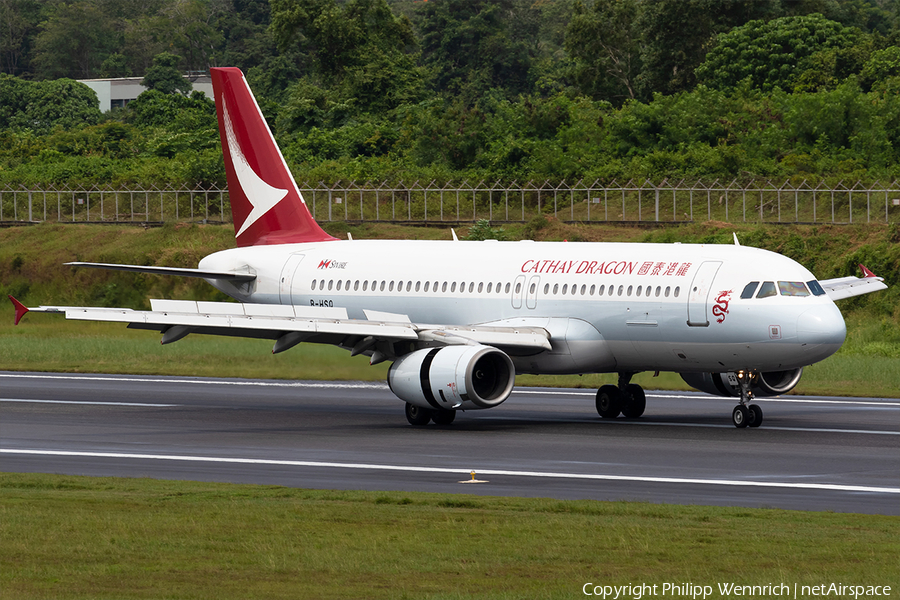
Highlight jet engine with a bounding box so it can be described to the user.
[680,368,803,397]
[388,345,515,411]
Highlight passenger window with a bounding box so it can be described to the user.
[553,284,559,294]
[346,280,350,290]
[636,285,642,296]
[389,281,394,292]
[807,280,826,296]
[328,280,334,291]
[741,282,759,299]
[407,281,412,292]
[354,281,359,291]
[598,285,605,295]
[415,281,420,292]
[645,286,651,297]
[562,284,568,294]
[655,286,661,297]
[674,286,680,298]
[478,282,483,293]
[580,284,586,295]
[469,282,474,293]
[664,286,670,297]
[423,281,429,292]
[590,285,595,295]
[502,282,508,293]
[515,282,522,294]
[627,285,633,296]
[530,283,536,294]
[544,283,549,294]
[779,281,810,297]
[380,281,385,292]
[609,286,615,296]
[571,285,577,295]
[362,281,368,291]
[757,281,777,298]
[487,282,492,293]
[311,280,317,291]
[442,282,448,293]
[451,282,457,293]
[618,285,624,296]
[337,281,342,291]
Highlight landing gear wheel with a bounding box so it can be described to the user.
[405,403,433,426]
[621,384,646,418]
[732,405,750,428]
[596,385,623,419]
[747,404,763,428]
[431,410,456,425]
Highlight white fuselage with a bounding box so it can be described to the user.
[199,240,846,375]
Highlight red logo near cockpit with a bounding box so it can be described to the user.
[712,290,732,324]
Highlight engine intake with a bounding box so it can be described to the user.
[388,345,515,411]
[680,368,803,398]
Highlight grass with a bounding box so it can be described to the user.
[1,473,898,599]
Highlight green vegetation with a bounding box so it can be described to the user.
[5,1,900,188]
[1,221,897,397]
[1,473,897,599]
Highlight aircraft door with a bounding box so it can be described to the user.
[687,260,722,327]
[511,275,526,309]
[279,253,305,304]
[526,275,540,309]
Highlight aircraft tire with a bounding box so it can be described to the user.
[747,404,763,428]
[732,405,750,428]
[431,410,457,425]
[621,384,646,418]
[405,403,433,426]
[596,385,623,418]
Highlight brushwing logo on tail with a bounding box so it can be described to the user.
[222,100,288,238]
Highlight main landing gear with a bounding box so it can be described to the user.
[405,403,457,426]
[595,373,646,419]
[732,370,763,428]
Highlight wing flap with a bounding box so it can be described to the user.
[15,298,552,352]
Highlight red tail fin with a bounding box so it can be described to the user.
[210,67,336,246]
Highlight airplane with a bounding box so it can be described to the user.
[9,67,888,428]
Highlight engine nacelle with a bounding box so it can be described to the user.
[680,368,803,398]
[388,345,515,411]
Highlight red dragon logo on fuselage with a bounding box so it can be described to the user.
[712,290,732,324]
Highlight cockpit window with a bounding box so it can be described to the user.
[807,280,826,296]
[779,281,810,297]
[740,282,759,299]
[756,281,777,299]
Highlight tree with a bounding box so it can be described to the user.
[31,1,120,79]
[696,14,860,92]
[271,0,424,118]
[417,0,539,99]
[142,52,192,95]
[636,0,779,97]
[565,0,641,104]
[0,0,42,76]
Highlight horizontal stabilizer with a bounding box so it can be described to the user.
[65,262,256,282]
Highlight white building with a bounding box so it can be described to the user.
[77,75,214,112]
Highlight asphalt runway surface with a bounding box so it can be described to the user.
[1,371,898,515]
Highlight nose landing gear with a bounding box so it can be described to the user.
[595,372,646,419]
[732,370,763,428]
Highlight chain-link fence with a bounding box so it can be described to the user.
[2,179,899,225]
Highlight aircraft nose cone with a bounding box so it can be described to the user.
[797,304,846,350]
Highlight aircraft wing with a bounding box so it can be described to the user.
[12,298,551,361]
[819,264,888,301]
[65,262,256,282]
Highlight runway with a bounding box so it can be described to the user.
[1,371,898,514]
